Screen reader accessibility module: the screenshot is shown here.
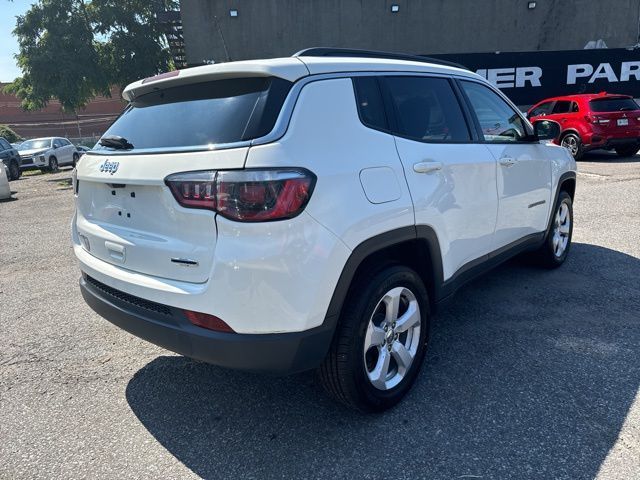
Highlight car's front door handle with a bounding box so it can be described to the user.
[413,161,443,174]
[499,157,517,167]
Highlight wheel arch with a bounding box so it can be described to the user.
[546,171,577,235]
[324,226,444,329]
[560,175,576,200]
[560,128,581,140]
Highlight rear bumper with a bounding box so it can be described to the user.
[586,135,640,150]
[80,274,335,374]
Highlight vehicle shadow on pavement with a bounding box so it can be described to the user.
[126,242,640,480]
[582,150,640,163]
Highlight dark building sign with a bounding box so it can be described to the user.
[430,48,640,106]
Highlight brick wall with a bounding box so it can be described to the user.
[0,84,125,140]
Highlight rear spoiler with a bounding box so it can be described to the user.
[122,58,309,102]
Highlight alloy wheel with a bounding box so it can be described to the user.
[363,286,421,391]
[561,135,578,156]
[552,202,571,257]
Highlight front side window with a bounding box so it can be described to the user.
[384,76,471,142]
[461,81,529,142]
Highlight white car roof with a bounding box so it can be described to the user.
[122,56,482,101]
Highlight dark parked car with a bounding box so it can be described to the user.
[0,137,21,180]
[75,145,91,157]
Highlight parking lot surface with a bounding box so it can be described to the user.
[1,153,639,480]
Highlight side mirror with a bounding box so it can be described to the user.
[533,120,561,141]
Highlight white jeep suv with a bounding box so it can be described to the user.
[72,49,576,412]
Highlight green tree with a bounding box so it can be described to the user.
[0,125,22,143]
[6,0,177,113]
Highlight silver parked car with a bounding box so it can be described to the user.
[18,137,79,172]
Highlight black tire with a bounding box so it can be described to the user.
[72,153,79,167]
[48,156,58,173]
[318,265,430,412]
[8,160,20,181]
[614,145,639,158]
[534,191,573,268]
[560,132,584,160]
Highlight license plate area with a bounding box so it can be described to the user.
[617,118,629,126]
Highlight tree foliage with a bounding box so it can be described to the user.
[0,125,22,143]
[6,0,178,112]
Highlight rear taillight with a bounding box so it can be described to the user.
[165,169,316,222]
[585,114,610,125]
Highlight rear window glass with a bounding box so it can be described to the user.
[353,77,388,131]
[96,77,292,151]
[385,76,471,142]
[552,101,572,114]
[589,97,639,113]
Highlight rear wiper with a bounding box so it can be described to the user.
[99,135,134,150]
[619,107,635,111]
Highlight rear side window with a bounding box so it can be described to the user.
[589,97,639,113]
[530,101,554,116]
[96,77,292,151]
[0,139,10,150]
[353,77,388,131]
[384,76,470,142]
[552,101,572,114]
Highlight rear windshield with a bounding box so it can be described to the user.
[95,77,292,151]
[589,97,639,113]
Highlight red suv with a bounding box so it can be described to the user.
[527,92,640,159]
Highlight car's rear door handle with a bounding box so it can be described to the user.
[499,157,517,167]
[413,161,443,174]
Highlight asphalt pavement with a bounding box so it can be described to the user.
[1,153,639,480]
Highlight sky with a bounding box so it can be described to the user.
[0,0,34,82]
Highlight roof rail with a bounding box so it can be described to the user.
[293,47,469,71]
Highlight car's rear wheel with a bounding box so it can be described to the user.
[318,265,429,412]
[72,153,79,167]
[534,191,573,268]
[560,132,583,160]
[8,160,20,181]
[614,145,639,157]
[48,157,58,173]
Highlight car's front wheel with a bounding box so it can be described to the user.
[319,265,429,412]
[48,157,58,173]
[8,160,20,181]
[535,191,573,268]
[560,132,583,160]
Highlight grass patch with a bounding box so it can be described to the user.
[22,169,45,177]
